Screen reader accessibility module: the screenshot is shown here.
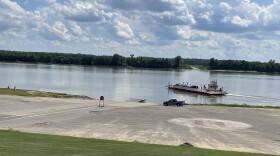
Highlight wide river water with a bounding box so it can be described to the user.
[1,62,280,106]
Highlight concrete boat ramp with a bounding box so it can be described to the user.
[0,95,280,155]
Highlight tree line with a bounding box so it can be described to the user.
[184,58,209,66]
[2,50,279,73]
[0,50,184,68]
[209,58,280,73]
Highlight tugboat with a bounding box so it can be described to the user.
[167,81,227,95]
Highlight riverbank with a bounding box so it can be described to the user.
[0,88,93,99]
[1,95,279,155]
[1,87,280,109]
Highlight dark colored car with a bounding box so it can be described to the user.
[163,99,185,106]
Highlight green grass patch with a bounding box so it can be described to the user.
[0,88,66,98]
[191,65,208,70]
[192,103,280,109]
[0,88,91,99]
[182,65,192,69]
[0,130,272,156]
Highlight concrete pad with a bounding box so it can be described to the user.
[0,95,279,155]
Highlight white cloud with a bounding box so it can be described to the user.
[53,1,111,23]
[69,22,89,42]
[219,2,232,11]
[1,0,280,61]
[125,38,140,45]
[222,15,253,27]
[114,20,134,39]
[51,22,71,41]
[0,0,25,14]
[177,26,191,39]
[199,11,214,23]
[231,16,253,27]
[70,22,82,36]
[0,0,26,30]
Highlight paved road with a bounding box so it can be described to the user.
[0,95,280,155]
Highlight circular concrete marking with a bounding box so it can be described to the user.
[168,118,252,130]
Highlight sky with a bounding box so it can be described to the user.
[0,0,280,61]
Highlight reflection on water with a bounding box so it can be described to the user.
[0,62,280,106]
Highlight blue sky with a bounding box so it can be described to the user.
[1,0,280,61]
[251,0,274,6]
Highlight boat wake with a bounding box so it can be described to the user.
[227,93,280,102]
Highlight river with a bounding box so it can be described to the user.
[1,62,280,106]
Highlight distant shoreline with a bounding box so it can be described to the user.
[0,50,186,69]
[2,50,280,73]
[0,61,191,70]
[2,61,280,76]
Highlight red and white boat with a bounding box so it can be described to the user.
[167,81,227,95]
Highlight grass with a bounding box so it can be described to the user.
[182,65,193,69]
[0,88,66,97]
[192,103,280,109]
[190,65,208,70]
[0,88,91,99]
[0,130,272,156]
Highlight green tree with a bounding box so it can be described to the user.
[266,59,276,72]
[111,54,126,66]
[209,58,218,69]
[174,56,184,68]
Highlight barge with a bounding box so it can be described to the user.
[168,81,227,95]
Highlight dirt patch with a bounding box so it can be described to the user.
[180,142,194,147]
[168,118,252,130]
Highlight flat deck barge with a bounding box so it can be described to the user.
[168,81,227,95]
